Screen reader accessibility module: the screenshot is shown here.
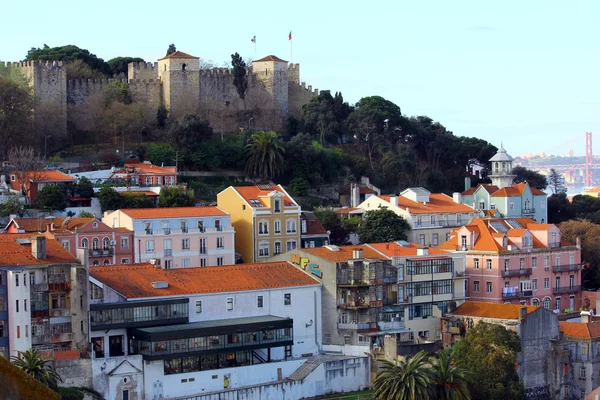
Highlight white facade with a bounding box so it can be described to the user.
[6,270,32,356]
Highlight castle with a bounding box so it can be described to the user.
[1,51,320,145]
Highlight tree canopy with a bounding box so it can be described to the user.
[358,208,411,243]
[559,219,600,289]
[34,185,67,211]
[107,56,145,75]
[159,186,195,207]
[512,166,547,190]
[74,176,94,198]
[314,210,349,245]
[231,52,248,106]
[166,44,177,56]
[547,169,566,194]
[0,78,35,155]
[245,131,286,181]
[26,44,111,75]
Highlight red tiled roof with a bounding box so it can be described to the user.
[89,262,319,298]
[378,193,476,214]
[335,207,362,214]
[490,187,522,197]
[7,217,95,233]
[115,162,176,176]
[303,245,383,263]
[301,212,328,235]
[0,234,80,266]
[461,184,499,196]
[461,187,476,195]
[450,301,538,320]
[120,207,227,219]
[560,321,600,339]
[229,185,297,208]
[158,51,199,60]
[369,242,450,258]
[10,170,76,183]
[254,55,288,63]
[360,187,377,194]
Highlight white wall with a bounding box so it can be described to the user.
[7,270,31,356]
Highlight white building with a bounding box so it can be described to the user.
[88,261,371,399]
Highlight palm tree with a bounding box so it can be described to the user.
[430,349,471,400]
[11,348,62,391]
[244,130,285,181]
[373,350,433,400]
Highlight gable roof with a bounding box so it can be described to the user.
[377,193,476,214]
[254,55,288,63]
[159,51,199,60]
[462,184,500,196]
[560,321,600,339]
[0,234,80,266]
[11,170,76,183]
[119,207,227,219]
[491,187,522,197]
[226,185,297,208]
[450,301,538,320]
[368,242,450,258]
[89,261,320,298]
[302,244,383,263]
[300,212,328,235]
[114,162,177,176]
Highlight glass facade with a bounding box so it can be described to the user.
[406,280,453,296]
[90,298,189,330]
[164,351,255,375]
[406,258,453,275]
[408,301,450,319]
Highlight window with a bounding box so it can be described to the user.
[15,274,19,287]
[217,237,224,249]
[182,258,190,268]
[164,260,172,269]
[164,239,172,256]
[555,297,561,312]
[102,237,110,250]
[24,299,27,311]
[62,241,70,251]
[25,324,28,337]
[486,259,492,270]
[555,276,560,289]
[195,301,202,313]
[215,220,221,231]
[286,240,297,251]
[486,282,492,293]
[446,232,451,241]
[197,221,204,232]
[81,238,88,248]
[274,220,281,234]
[543,297,551,310]
[432,234,439,246]
[29,273,34,286]
[509,203,514,210]
[419,235,425,246]
[274,241,282,255]
[284,293,291,305]
[491,203,496,210]
[92,238,99,250]
[200,238,207,254]
[182,238,190,250]
[226,297,234,311]
[479,201,485,209]
[162,221,170,235]
[16,300,19,312]
[544,256,549,269]
[461,236,467,249]
[580,367,586,380]
[17,326,20,338]
[217,257,223,266]
[504,259,510,271]
[286,219,297,233]
[144,222,152,235]
[121,237,129,248]
[473,281,480,292]
[122,389,129,400]
[532,257,537,268]
[532,279,537,290]
[274,199,281,213]
[532,298,539,306]
[519,258,525,270]
[544,278,550,289]
[257,295,264,308]
[180,220,188,233]
[145,240,155,253]
[416,216,422,226]
[200,258,207,267]
[258,220,269,235]
[258,242,270,258]
[121,258,130,264]
[473,258,479,269]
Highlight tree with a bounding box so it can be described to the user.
[26,44,111,75]
[358,208,411,243]
[146,143,175,166]
[166,44,177,56]
[97,187,123,212]
[288,176,309,197]
[167,115,214,150]
[35,185,67,211]
[107,56,145,75]
[0,78,35,154]
[159,186,195,207]
[8,146,46,198]
[559,220,600,289]
[11,348,62,391]
[547,192,574,224]
[512,166,547,190]
[314,210,349,245]
[65,59,104,80]
[373,351,433,400]
[231,52,248,108]
[78,211,95,218]
[430,349,471,400]
[75,176,94,198]
[0,198,26,218]
[104,81,132,105]
[245,131,285,181]
[453,322,525,400]
[548,169,566,194]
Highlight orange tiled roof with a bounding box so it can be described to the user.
[369,242,450,258]
[158,51,199,60]
[120,207,227,219]
[461,184,499,196]
[116,162,176,176]
[560,321,600,339]
[461,187,476,195]
[12,170,76,183]
[229,185,297,208]
[89,261,319,298]
[254,55,288,63]
[530,187,546,195]
[450,301,538,320]
[506,229,527,237]
[378,193,475,214]
[119,191,160,197]
[0,234,79,266]
[335,207,362,214]
[7,217,95,233]
[303,245,383,263]
[490,187,522,197]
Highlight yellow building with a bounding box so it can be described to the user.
[217,184,301,263]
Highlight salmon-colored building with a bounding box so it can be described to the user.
[5,217,134,266]
[8,170,76,205]
[110,161,177,186]
[439,218,582,313]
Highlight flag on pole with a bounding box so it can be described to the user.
[251,35,256,43]
[288,31,292,41]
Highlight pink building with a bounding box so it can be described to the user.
[102,207,235,268]
[110,161,177,186]
[440,218,582,313]
[5,217,135,266]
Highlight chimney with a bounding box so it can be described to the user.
[77,247,89,268]
[417,247,429,256]
[465,176,471,192]
[577,236,581,249]
[353,248,363,259]
[581,310,592,324]
[31,236,47,260]
[390,194,398,207]
[518,306,527,323]
[452,192,462,204]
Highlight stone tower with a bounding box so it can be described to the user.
[157,51,200,118]
[252,55,289,112]
[489,143,516,189]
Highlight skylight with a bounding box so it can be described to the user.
[489,221,509,233]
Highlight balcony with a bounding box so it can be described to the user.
[91,248,114,257]
[522,208,536,215]
[554,264,582,273]
[502,268,532,278]
[199,247,207,254]
[378,320,405,331]
[145,229,153,235]
[181,227,188,233]
[32,283,49,292]
[164,249,172,257]
[48,282,71,291]
[90,298,189,330]
[337,322,376,331]
[549,241,561,249]
[502,290,533,299]
[553,285,581,295]
[163,228,171,235]
[49,308,71,317]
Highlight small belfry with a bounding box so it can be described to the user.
[488,143,517,189]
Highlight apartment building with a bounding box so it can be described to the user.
[110,160,178,186]
[356,187,478,246]
[6,216,134,266]
[217,184,301,263]
[87,261,335,400]
[300,211,330,248]
[102,207,235,268]
[0,234,88,358]
[439,218,582,312]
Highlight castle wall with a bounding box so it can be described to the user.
[127,62,158,81]
[288,81,319,117]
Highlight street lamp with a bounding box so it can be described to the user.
[44,135,51,160]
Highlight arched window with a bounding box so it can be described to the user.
[81,238,88,248]
[92,238,100,250]
[93,260,99,266]
[182,63,187,71]
[103,260,110,265]
[542,297,551,310]
[103,237,110,250]
[532,298,539,307]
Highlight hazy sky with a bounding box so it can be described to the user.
[2,0,599,157]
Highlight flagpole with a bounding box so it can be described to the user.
[290,31,293,63]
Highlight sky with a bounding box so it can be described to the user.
[2,0,599,157]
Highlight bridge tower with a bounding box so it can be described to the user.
[586,132,593,187]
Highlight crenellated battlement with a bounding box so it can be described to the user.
[67,78,127,88]
[130,61,158,70]
[200,68,233,76]
[1,60,64,68]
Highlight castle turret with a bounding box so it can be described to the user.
[157,51,200,117]
[489,143,516,189]
[252,55,289,112]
